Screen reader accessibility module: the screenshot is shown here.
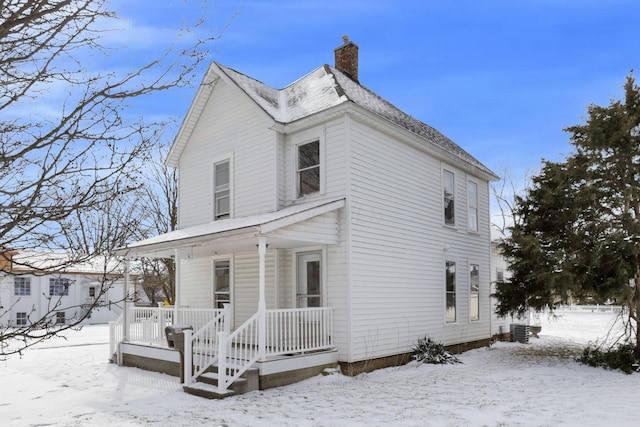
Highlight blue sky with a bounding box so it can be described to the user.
[111,0,640,186]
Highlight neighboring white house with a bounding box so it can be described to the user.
[0,251,124,327]
[113,38,499,397]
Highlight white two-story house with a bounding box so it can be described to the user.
[112,37,499,398]
[0,251,124,327]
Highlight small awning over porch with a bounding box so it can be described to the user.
[116,197,345,258]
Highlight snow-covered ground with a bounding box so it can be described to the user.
[1,310,637,426]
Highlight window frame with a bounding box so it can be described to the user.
[16,312,27,326]
[212,257,233,311]
[56,312,66,324]
[14,277,31,296]
[49,278,70,296]
[293,247,326,309]
[469,263,480,322]
[467,179,479,233]
[213,157,232,221]
[291,127,325,201]
[296,139,321,198]
[445,261,457,323]
[443,169,455,226]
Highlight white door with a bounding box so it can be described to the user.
[296,251,322,308]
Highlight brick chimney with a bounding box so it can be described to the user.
[334,35,359,82]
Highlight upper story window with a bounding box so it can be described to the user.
[50,278,70,296]
[214,159,230,220]
[468,180,478,232]
[14,277,31,296]
[297,140,320,198]
[443,169,455,226]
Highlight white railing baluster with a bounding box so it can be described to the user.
[217,331,228,394]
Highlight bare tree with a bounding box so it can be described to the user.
[490,167,532,236]
[133,142,178,305]
[0,0,230,355]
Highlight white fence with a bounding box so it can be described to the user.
[557,304,623,313]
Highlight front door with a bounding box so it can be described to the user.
[296,251,322,308]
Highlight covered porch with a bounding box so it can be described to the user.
[111,198,344,396]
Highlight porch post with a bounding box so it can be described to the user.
[174,248,181,324]
[258,236,267,361]
[122,257,130,342]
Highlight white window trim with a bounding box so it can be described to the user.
[442,167,456,227]
[16,312,28,326]
[290,126,325,202]
[467,178,479,233]
[211,255,234,326]
[49,277,70,296]
[445,259,457,324]
[14,277,31,296]
[292,246,327,308]
[211,153,234,221]
[469,261,480,322]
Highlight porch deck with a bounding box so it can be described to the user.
[109,305,336,396]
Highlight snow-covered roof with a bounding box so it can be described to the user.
[7,252,123,275]
[116,198,345,257]
[214,62,496,178]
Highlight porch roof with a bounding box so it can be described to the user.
[116,198,345,259]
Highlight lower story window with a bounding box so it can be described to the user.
[16,312,27,326]
[470,264,480,321]
[446,261,456,323]
[56,312,66,324]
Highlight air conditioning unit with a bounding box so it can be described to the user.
[510,323,530,344]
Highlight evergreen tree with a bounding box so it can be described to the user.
[496,73,640,354]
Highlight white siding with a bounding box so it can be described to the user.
[346,118,492,362]
[233,251,277,329]
[179,258,211,307]
[326,236,349,361]
[178,78,278,228]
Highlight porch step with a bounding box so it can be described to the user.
[183,381,236,399]
[183,365,259,399]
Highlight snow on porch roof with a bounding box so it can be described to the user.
[115,198,345,257]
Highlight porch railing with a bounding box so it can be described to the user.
[125,306,222,347]
[266,307,333,356]
[109,313,123,357]
[111,305,334,393]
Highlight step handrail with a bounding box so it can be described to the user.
[216,311,261,394]
[184,305,229,384]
